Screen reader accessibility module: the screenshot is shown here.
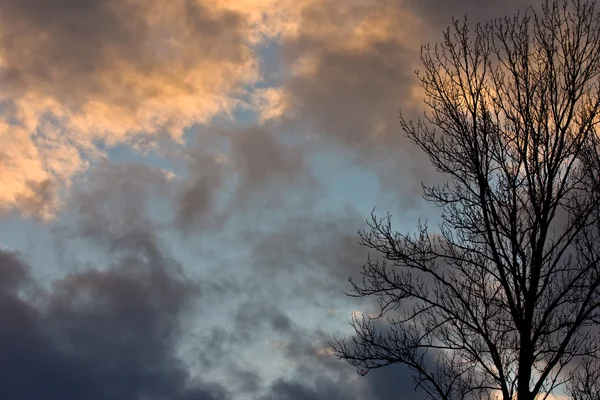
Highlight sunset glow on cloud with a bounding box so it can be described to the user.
[0,0,438,218]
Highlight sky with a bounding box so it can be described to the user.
[0,0,541,399]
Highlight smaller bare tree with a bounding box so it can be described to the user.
[567,357,600,400]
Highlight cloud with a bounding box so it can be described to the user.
[0,248,227,400]
[261,378,357,400]
[0,0,541,217]
[249,0,540,206]
[174,148,226,232]
[0,142,431,400]
[248,0,440,206]
[233,300,293,336]
[0,159,237,399]
[252,313,370,400]
[405,0,533,25]
[0,122,58,219]
[248,207,367,287]
[277,0,424,148]
[61,162,173,251]
[0,0,253,118]
[227,126,318,208]
[255,322,429,400]
[174,126,318,232]
[362,364,430,400]
[0,0,258,217]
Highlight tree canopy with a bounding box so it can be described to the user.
[333,1,600,399]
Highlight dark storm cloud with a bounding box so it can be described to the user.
[261,378,357,400]
[364,364,430,400]
[0,250,227,400]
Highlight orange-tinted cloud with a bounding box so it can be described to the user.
[251,0,534,203]
[0,0,536,217]
[253,0,436,204]
[0,0,260,217]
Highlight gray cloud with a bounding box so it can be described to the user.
[248,207,368,289]
[0,154,434,400]
[234,300,293,336]
[175,149,226,233]
[228,126,319,207]
[0,0,247,107]
[257,325,429,400]
[267,0,542,208]
[0,160,235,400]
[57,162,171,255]
[270,0,438,207]
[364,364,430,400]
[0,248,226,400]
[406,0,535,25]
[174,126,319,233]
[281,42,416,155]
[261,378,357,400]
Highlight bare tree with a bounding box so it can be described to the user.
[332,1,600,399]
[566,357,600,399]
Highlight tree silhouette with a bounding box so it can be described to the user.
[332,1,600,399]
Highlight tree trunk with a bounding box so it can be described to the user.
[517,336,533,400]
